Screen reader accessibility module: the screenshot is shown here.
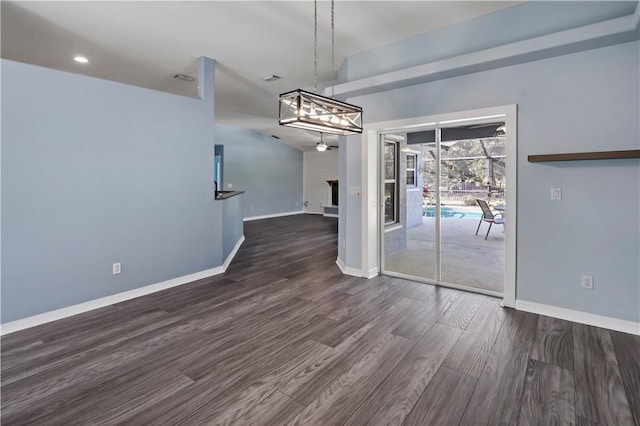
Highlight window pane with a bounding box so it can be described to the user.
[385,183,395,223]
[407,170,416,186]
[407,155,416,169]
[385,143,395,180]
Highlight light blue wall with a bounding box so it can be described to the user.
[222,194,244,259]
[1,58,223,323]
[341,40,639,322]
[338,137,347,263]
[339,1,638,83]
[339,137,363,270]
[216,125,303,218]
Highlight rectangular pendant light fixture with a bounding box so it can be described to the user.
[279,89,363,135]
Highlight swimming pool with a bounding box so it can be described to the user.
[423,206,483,219]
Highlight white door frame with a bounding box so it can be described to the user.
[361,105,517,307]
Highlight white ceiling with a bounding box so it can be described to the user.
[1,1,519,149]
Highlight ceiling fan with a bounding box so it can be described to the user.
[302,134,339,151]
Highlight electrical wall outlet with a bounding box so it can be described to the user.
[227,183,232,189]
[113,262,121,275]
[581,275,593,289]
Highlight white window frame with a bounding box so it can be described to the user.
[406,153,417,187]
[384,141,398,226]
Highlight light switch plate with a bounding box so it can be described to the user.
[551,188,562,200]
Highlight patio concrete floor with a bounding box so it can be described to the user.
[384,216,504,293]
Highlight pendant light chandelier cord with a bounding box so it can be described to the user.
[314,0,318,94]
[331,0,335,97]
[313,0,335,96]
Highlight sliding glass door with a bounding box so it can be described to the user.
[380,121,506,297]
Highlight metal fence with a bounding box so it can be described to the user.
[423,186,505,206]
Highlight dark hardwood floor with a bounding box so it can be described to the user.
[2,214,638,425]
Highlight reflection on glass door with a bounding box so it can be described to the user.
[439,125,505,294]
[382,132,436,282]
[381,122,506,296]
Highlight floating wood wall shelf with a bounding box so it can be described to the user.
[528,150,640,162]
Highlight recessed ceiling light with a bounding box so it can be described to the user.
[73,56,89,63]
[262,75,281,82]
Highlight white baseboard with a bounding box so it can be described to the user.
[223,235,245,270]
[336,257,347,273]
[335,257,365,278]
[516,300,640,336]
[244,210,305,221]
[1,236,246,336]
[366,267,379,279]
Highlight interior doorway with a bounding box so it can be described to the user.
[362,105,517,306]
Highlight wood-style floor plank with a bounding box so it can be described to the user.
[2,215,638,425]
[287,333,414,425]
[517,359,575,426]
[576,416,600,426]
[402,367,477,426]
[460,309,538,425]
[7,367,194,425]
[233,390,305,426]
[1,321,203,417]
[175,341,332,426]
[344,324,462,425]
[121,339,332,425]
[610,330,640,426]
[441,296,505,377]
[530,315,574,370]
[314,282,411,347]
[392,287,461,341]
[573,323,634,425]
[279,298,417,405]
[389,277,437,302]
[436,291,485,330]
[1,308,172,386]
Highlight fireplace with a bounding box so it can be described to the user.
[327,180,338,206]
[324,180,339,217]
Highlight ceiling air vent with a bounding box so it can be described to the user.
[174,74,195,82]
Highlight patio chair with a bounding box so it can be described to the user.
[475,199,504,240]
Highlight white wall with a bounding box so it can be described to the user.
[303,150,339,214]
[340,40,639,323]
